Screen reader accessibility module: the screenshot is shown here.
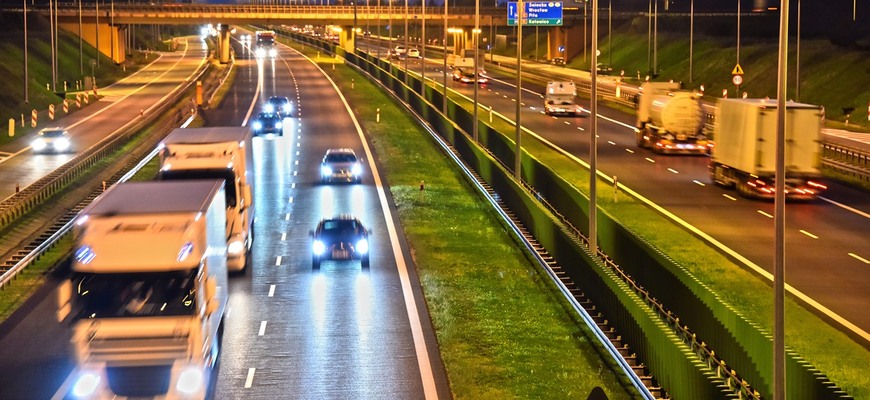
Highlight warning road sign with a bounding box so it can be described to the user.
[732,64,744,75]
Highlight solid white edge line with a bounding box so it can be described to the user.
[244,368,256,388]
[693,180,705,186]
[724,194,738,201]
[299,51,439,400]
[268,284,276,297]
[818,196,870,220]
[258,321,267,336]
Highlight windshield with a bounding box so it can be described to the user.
[41,130,66,138]
[320,219,361,238]
[325,153,357,163]
[160,169,237,207]
[71,270,198,319]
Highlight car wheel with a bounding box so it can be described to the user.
[313,257,321,270]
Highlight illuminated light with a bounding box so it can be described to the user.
[177,242,195,262]
[356,239,369,254]
[55,138,72,151]
[238,140,245,148]
[162,164,172,171]
[275,122,283,129]
[31,138,47,151]
[195,212,202,222]
[72,372,101,398]
[76,215,89,226]
[351,164,362,176]
[75,246,96,264]
[252,121,263,131]
[176,367,204,395]
[313,240,326,255]
[264,104,275,113]
[269,48,278,58]
[227,240,245,255]
[160,303,167,311]
[807,181,827,189]
[320,166,333,176]
[227,162,233,169]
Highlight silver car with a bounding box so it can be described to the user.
[32,128,73,153]
[320,148,363,184]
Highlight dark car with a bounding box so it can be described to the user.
[251,112,283,136]
[320,148,363,183]
[31,128,73,153]
[596,63,613,75]
[311,216,370,269]
[265,96,293,117]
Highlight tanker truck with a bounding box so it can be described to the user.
[635,82,710,154]
[709,98,826,200]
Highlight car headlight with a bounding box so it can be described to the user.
[32,138,47,151]
[264,104,275,113]
[320,165,332,176]
[176,367,204,395]
[283,104,292,113]
[351,163,362,176]
[356,238,368,254]
[72,371,101,398]
[228,239,245,255]
[313,240,325,255]
[252,121,262,130]
[55,138,71,151]
[275,121,283,129]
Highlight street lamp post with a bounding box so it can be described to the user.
[404,0,409,84]
[608,0,611,66]
[442,0,448,113]
[473,0,480,141]
[515,0,522,179]
[49,0,56,91]
[23,0,28,103]
[689,0,694,82]
[79,0,83,76]
[422,0,426,90]
[590,0,598,252]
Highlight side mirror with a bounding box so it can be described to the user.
[205,277,218,315]
[57,280,72,323]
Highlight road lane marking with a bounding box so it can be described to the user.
[757,210,774,218]
[723,194,737,201]
[693,180,705,186]
[281,232,287,241]
[625,148,634,153]
[293,171,297,176]
[577,126,585,131]
[275,256,282,265]
[645,158,655,163]
[564,121,571,125]
[799,230,819,239]
[667,168,679,174]
[818,196,870,220]
[258,321,267,336]
[291,183,296,189]
[285,213,291,220]
[244,368,256,388]
[849,253,870,264]
[268,285,276,297]
[540,111,546,114]
[607,141,616,145]
[288,196,294,203]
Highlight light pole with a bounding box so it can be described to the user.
[736,0,741,94]
[647,0,651,74]
[653,0,657,76]
[442,0,448,113]
[795,0,800,101]
[473,0,480,141]
[23,0,28,103]
[49,0,56,91]
[515,0,522,180]
[590,0,599,253]
[608,0,612,66]
[404,0,409,84]
[689,0,694,82]
[96,0,100,68]
[773,1,790,398]
[422,0,426,90]
[79,0,83,76]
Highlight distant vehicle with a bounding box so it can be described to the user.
[311,215,371,269]
[31,127,72,153]
[544,81,584,117]
[252,112,284,136]
[265,96,293,117]
[407,48,421,58]
[59,180,228,399]
[255,46,278,58]
[255,30,275,47]
[452,68,488,84]
[320,148,363,183]
[635,82,708,154]
[596,63,613,75]
[710,98,826,200]
[393,45,407,55]
[551,57,565,65]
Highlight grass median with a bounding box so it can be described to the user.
[286,45,641,398]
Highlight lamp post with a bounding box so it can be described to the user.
[689,0,694,82]
[49,0,56,91]
[608,0,612,67]
[404,0,409,84]
[442,0,448,113]
[473,0,480,141]
[79,0,83,76]
[795,0,800,101]
[773,1,790,398]
[736,0,741,93]
[515,0,522,179]
[23,0,28,103]
[590,0,599,253]
[422,0,426,90]
[96,0,100,68]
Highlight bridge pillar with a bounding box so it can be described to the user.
[547,25,583,63]
[218,24,232,64]
[339,26,356,55]
[59,22,127,64]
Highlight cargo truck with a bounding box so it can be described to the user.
[58,180,228,399]
[709,98,827,200]
[635,82,710,154]
[544,81,584,117]
[158,127,254,272]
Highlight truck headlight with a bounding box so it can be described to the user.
[72,371,101,398]
[356,238,369,254]
[351,164,362,176]
[313,240,326,255]
[320,165,332,176]
[252,121,262,131]
[228,239,245,255]
[176,367,204,395]
[264,104,275,113]
[32,138,47,151]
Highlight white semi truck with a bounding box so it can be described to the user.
[544,81,584,117]
[58,180,228,399]
[635,82,709,154]
[709,98,827,200]
[158,127,254,272]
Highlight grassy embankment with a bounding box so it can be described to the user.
[284,43,642,398]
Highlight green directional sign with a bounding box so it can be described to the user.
[507,1,563,26]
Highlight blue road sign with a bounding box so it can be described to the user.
[508,1,563,26]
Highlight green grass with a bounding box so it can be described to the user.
[288,45,640,398]
[0,235,72,322]
[443,85,870,397]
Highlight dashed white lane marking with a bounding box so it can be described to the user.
[667,168,679,174]
[244,368,256,388]
[293,171,297,176]
[849,253,870,264]
[295,160,299,165]
[281,232,287,241]
[275,256,282,265]
[291,183,296,189]
[258,321,267,336]
[288,196,294,203]
[625,148,634,153]
[540,111,546,114]
[800,230,819,239]
[564,121,571,125]
[297,142,301,147]
[607,141,616,145]
[645,158,655,163]
[577,126,585,131]
[268,285,276,297]
[511,98,516,102]
[757,210,774,218]
[693,180,706,186]
[724,194,738,201]
[285,213,290,220]
[520,102,526,106]
[296,151,300,155]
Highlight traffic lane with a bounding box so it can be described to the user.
[216,47,430,399]
[200,40,261,127]
[0,38,207,199]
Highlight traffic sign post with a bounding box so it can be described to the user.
[508,1,563,26]
[732,63,744,92]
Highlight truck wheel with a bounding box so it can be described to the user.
[736,181,752,198]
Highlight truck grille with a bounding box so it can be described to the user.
[106,365,172,397]
[88,336,189,363]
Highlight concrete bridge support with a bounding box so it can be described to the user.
[218,24,231,64]
[339,26,356,55]
[59,21,127,64]
[547,25,583,63]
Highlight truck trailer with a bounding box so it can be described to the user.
[635,82,709,154]
[544,81,584,117]
[158,127,255,272]
[59,180,228,399]
[709,98,826,200]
